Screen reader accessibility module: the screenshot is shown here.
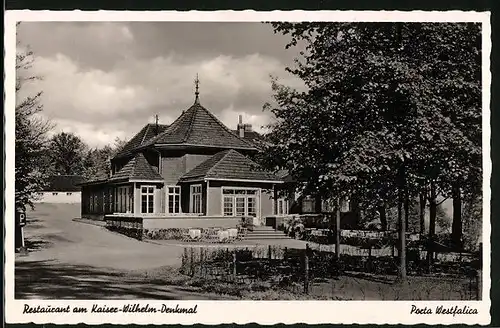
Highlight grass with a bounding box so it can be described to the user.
[126,264,476,300]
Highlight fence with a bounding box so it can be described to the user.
[179,244,481,300]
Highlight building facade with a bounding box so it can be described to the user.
[79,89,289,226]
[35,175,84,204]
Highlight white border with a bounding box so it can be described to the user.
[4,10,491,325]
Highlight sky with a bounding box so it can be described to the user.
[16,22,306,148]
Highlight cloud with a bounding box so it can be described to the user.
[15,22,306,148]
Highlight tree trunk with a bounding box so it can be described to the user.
[451,183,463,249]
[419,190,426,234]
[397,167,407,282]
[335,198,341,261]
[427,181,437,272]
[404,188,410,233]
[379,206,388,231]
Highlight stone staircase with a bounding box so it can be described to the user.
[243,225,291,240]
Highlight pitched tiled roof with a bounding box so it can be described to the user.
[144,103,257,151]
[231,129,264,146]
[180,149,281,182]
[45,175,85,192]
[109,153,163,182]
[114,123,169,158]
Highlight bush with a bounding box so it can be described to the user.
[143,228,187,240]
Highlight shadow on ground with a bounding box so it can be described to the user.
[24,239,53,252]
[15,260,219,300]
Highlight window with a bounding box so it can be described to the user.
[52,192,58,196]
[341,197,350,212]
[223,197,234,216]
[141,186,155,214]
[235,197,245,216]
[116,186,133,213]
[90,193,98,213]
[190,185,202,214]
[276,198,289,215]
[248,197,257,217]
[66,192,73,196]
[302,196,315,213]
[222,188,258,217]
[167,186,181,214]
[109,190,113,213]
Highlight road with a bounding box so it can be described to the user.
[14,203,227,300]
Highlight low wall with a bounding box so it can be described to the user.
[105,215,144,240]
[143,216,241,230]
[104,215,242,240]
[82,214,106,221]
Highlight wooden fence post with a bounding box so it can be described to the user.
[200,248,205,278]
[268,245,272,262]
[183,247,188,274]
[335,199,341,261]
[233,249,237,282]
[304,244,310,294]
[476,269,482,300]
[368,246,373,273]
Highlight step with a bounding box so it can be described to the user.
[244,235,292,240]
[248,226,278,232]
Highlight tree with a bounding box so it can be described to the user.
[83,145,113,179]
[113,137,128,153]
[15,33,53,211]
[262,22,481,281]
[49,132,87,175]
[81,137,128,179]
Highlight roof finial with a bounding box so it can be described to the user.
[154,114,159,135]
[194,73,200,104]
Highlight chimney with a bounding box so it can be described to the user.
[238,115,245,138]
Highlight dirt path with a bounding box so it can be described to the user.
[14,204,220,299]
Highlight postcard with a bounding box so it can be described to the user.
[4,10,491,325]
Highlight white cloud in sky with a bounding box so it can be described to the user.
[16,22,306,148]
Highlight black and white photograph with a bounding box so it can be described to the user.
[5,10,491,325]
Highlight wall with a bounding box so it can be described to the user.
[34,191,81,204]
[160,153,212,185]
[260,189,274,218]
[207,185,222,216]
[161,156,185,184]
[82,213,105,221]
[133,182,164,215]
[143,216,240,229]
[184,154,212,173]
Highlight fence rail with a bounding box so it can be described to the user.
[179,243,481,300]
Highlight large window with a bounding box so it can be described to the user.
[117,186,133,213]
[141,186,155,214]
[276,198,289,215]
[167,186,181,214]
[190,185,202,214]
[108,190,113,213]
[222,188,258,217]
